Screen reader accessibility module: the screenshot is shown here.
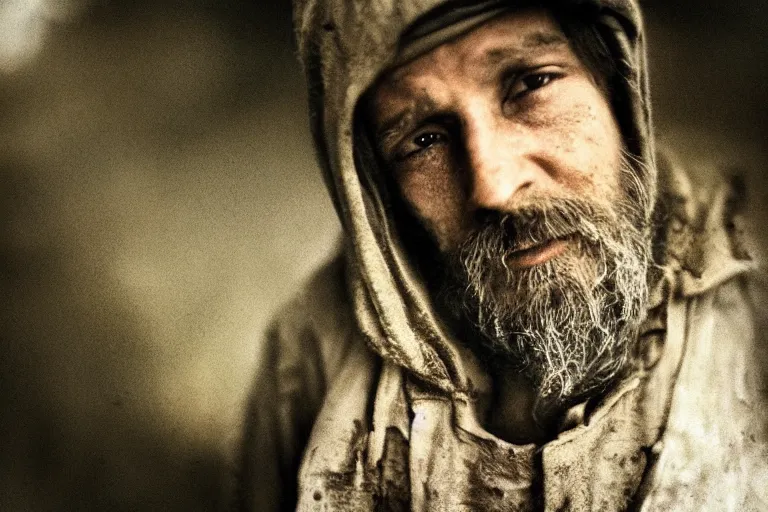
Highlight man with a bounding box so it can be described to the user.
[237,0,768,510]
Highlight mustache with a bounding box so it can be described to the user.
[457,195,620,260]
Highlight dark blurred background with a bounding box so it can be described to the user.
[0,1,765,510]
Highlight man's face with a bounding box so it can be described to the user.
[367,8,650,414]
[369,8,623,253]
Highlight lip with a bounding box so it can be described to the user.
[506,237,570,269]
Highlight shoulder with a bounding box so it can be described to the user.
[644,152,768,509]
[655,150,759,296]
[266,249,360,389]
[235,251,364,511]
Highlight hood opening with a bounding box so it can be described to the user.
[294,0,656,390]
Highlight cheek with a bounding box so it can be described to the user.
[535,87,623,199]
[397,156,466,250]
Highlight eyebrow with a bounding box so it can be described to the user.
[376,96,439,154]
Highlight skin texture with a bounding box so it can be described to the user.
[367,8,629,442]
[368,8,623,257]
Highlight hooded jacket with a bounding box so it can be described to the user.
[237,1,768,510]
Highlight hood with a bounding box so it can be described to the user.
[292,0,657,395]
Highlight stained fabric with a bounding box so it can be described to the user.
[236,0,768,510]
[235,174,768,511]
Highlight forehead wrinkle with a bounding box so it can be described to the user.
[523,30,568,48]
[480,31,568,68]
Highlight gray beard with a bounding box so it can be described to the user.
[437,164,651,419]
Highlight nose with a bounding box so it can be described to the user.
[463,107,539,212]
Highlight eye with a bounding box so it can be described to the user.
[414,132,446,149]
[397,129,449,160]
[506,71,558,101]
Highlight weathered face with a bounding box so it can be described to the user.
[368,8,623,256]
[367,8,651,415]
